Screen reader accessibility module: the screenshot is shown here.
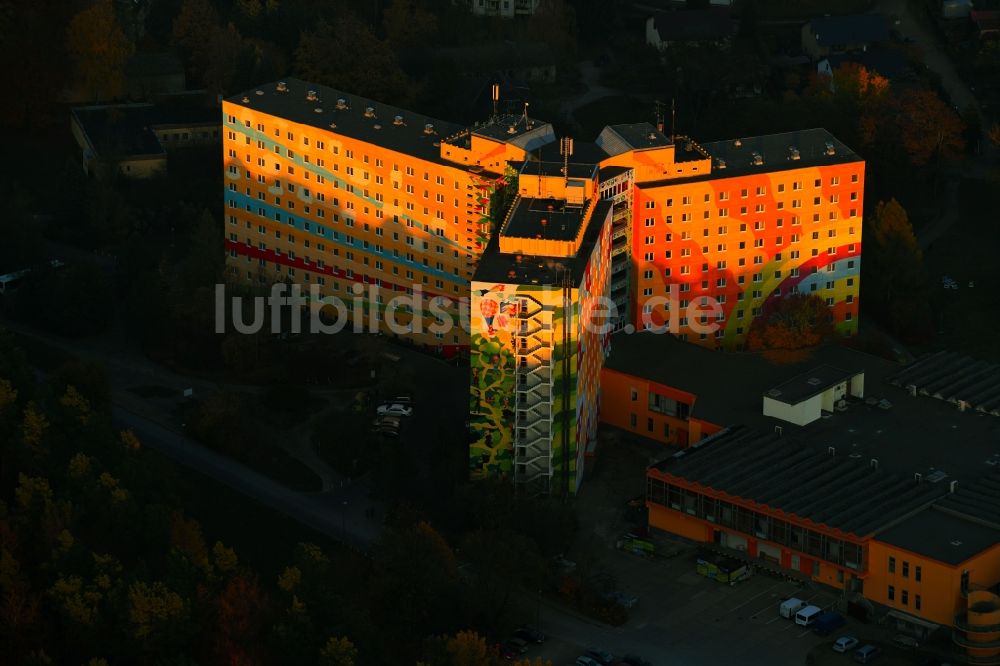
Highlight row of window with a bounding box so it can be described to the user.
[887,585,921,610]
[225,120,460,184]
[887,556,922,581]
[644,175,861,209]
[647,477,865,569]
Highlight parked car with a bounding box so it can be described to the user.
[893,634,919,649]
[812,610,846,636]
[377,403,413,417]
[585,648,615,665]
[372,416,401,428]
[833,636,859,653]
[853,644,881,663]
[575,658,600,666]
[514,626,546,644]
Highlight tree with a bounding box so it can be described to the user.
[862,199,932,340]
[319,636,358,666]
[66,0,132,101]
[746,294,835,351]
[891,89,965,167]
[459,529,545,629]
[213,574,269,664]
[172,0,220,82]
[294,15,412,104]
[382,0,437,49]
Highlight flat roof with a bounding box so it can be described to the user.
[474,199,612,285]
[888,351,1000,416]
[503,196,588,241]
[765,365,858,405]
[877,505,1000,565]
[651,425,945,538]
[608,332,1000,482]
[520,160,598,179]
[72,100,218,157]
[227,78,468,167]
[638,129,860,188]
[936,474,1000,527]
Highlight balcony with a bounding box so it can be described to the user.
[956,613,1000,634]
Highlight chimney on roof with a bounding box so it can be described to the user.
[424,123,435,135]
[950,480,959,493]
[825,142,836,156]
[393,115,404,126]
[335,98,348,110]
[364,106,376,118]
[306,89,318,101]
[276,81,288,92]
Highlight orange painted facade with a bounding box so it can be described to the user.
[631,160,863,350]
[221,80,537,354]
[600,367,719,446]
[649,465,1000,649]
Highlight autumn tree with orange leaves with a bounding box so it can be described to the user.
[67,0,132,101]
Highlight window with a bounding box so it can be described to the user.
[630,389,638,402]
[902,561,909,578]
[915,566,921,582]
[901,590,909,606]
[629,413,637,427]
[888,585,895,601]
[915,594,921,610]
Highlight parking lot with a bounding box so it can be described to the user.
[513,429,865,666]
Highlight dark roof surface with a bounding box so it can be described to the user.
[807,14,889,46]
[605,332,871,425]
[519,161,598,179]
[651,8,734,42]
[877,506,1000,564]
[696,128,860,180]
[503,197,587,241]
[888,351,1000,416]
[605,123,672,151]
[474,200,611,285]
[936,474,1000,527]
[766,365,858,405]
[608,332,1000,481]
[652,425,945,537]
[227,78,468,166]
[72,100,217,157]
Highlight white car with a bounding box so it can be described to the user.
[832,635,859,653]
[377,403,413,417]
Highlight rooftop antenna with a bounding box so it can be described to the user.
[522,102,529,128]
[654,100,665,134]
[671,98,676,143]
[560,136,574,185]
[491,83,500,122]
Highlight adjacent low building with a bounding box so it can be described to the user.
[615,332,1000,657]
[71,94,219,178]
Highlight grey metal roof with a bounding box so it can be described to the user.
[651,425,947,538]
[888,351,1000,416]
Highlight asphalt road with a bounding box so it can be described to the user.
[112,404,380,550]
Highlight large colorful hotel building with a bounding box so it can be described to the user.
[222,79,862,492]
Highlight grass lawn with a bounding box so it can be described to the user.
[921,178,1000,361]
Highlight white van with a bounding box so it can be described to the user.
[795,605,823,626]
[779,597,806,619]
